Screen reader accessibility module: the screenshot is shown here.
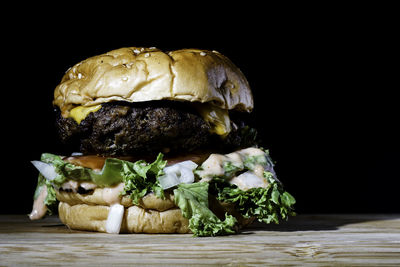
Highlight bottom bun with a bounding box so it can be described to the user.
[58,202,190,234]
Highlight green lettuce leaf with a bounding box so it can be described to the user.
[38,153,132,187]
[209,173,296,224]
[173,182,237,237]
[121,153,167,204]
[40,153,102,186]
[222,161,242,178]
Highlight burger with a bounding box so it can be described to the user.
[29,47,295,236]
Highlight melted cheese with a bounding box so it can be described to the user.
[194,103,231,136]
[69,104,102,124]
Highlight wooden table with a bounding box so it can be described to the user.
[1,214,399,266]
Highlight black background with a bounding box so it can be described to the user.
[2,6,398,215]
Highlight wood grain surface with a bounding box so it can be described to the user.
[1,214,399,266]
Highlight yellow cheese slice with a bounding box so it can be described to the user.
[69,104,102,124]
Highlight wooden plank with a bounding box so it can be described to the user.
[1,214,399,266]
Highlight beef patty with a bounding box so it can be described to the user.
[55,101,257,156]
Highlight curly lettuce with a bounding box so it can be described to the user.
[209,173,296,224]
[173,182,237,237]
[121,153,167,204]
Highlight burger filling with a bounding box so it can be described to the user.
[30,147,296,236]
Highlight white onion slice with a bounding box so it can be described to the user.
[158,160,197,189]
[31,161,58,181]
[175,160,198,170]
[157,174,180,190]
[106,204,124,234]
[178,167,195,184]
[163,164,180,175]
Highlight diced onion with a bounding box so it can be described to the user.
[31,161,58,181]
[178,167,195,184]
[163,164,180,175]
[174,160,198,170]
[157,160,198,189]
[157,174,180,190]
[106,204,124,234]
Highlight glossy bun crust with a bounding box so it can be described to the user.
[57,189,190,233]
[53,47,253,117]
[58,202,190,234]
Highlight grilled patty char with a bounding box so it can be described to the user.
[55,101,256,156]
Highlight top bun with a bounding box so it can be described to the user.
[53,47,253,116]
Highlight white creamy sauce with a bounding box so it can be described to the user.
[60,180,79,192]
[239,147,265,157]
[230,171,269,191]
[102,183,125,205]
[225,151,244,168]
[198,148,266,180]
[253,164,265,178]
[198,147,272,191]
[79,182,97,191]
[60,181,97,192]
[197,154,227,181]
[28,185,48,220]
